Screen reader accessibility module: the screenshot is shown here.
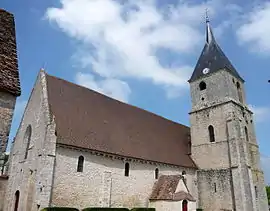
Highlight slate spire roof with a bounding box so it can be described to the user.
[188,16,244,83]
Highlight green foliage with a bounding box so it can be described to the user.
[266,186,270,205]
[130,208,155,211]
[196,209,203,211]
[82,208,129,211]
[41,207,79,211]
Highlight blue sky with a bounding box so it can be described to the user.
[2,0,270,184]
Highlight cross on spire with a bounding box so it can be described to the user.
[205,8,209,23]
[205,9,215,44]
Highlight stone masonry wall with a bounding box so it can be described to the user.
[4,71,56,211]
[197,169,234,211]
[190,102,233,169]
[0,91,16,153]
[51,146,197,210]
[0,9,21,96]
[0,176,8,211]
[190,70,247,111]
[189,69,268,211]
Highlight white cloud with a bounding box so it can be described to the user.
[75,72,131,103]
[236,2,270,54]
[249,104,270,123]
[45,0,243,102]
[261,156,270,185]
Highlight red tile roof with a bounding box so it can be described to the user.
[149,175,196,201]
[46,73,196,168]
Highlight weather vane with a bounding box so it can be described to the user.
[205,8,210,23]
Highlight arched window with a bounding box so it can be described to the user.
[199,81,206,91]
[14,190,20,211]
[255,186,258,198]
[182,199,188,211]
[24,125,32,159]
[155,168,159,179]
[236,82,243,103]
[214,183,217,192]
[245,126,249,142]
[77,156,84,172]
[208,125,215,142]
[125,162,129,177]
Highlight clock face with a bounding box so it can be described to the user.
[202,67,210,74]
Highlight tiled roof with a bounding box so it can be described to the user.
[149,175,195,201]
[45,73,197,168]
[0,9,21,96]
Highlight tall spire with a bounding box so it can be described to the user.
[188,13,244,83]
[205,9,215,44]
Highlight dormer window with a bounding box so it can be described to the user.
[199,81,206,91]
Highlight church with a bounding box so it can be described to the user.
[0,8,269,211]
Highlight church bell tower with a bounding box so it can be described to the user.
[0,9,21,154]
[189,17,268,211]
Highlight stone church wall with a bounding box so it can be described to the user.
[149,200,197,211]
[0,176,8,211]
[51,146,197,210]
[0,91,16,154]
[197,169,234,211]
[0,9,20,154]
[4,71,57,211]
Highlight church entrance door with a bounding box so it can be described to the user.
[182,200,188,211]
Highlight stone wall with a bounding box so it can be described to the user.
[4,71,56,211]
[0,9,20,153]
[0,9,21,96]
[0,91,16,153]
[189,70,246,112]
[0,176,8,211]
[51,146,197,210]
[189,68,268,211]
[149,200,196,211]
[197,169,234,211]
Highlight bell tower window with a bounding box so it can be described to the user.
[245,126,249,142]
[208,125,215,142]
[199,81,206,91]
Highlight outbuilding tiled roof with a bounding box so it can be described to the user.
[0,9,21,96]
[45,73,197,168]
[149,175,195,201]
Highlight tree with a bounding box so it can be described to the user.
[266,186,270,205]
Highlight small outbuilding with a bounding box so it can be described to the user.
[149,175,196,211]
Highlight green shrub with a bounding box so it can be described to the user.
[130,208,155,211]
[82,208,130,211]
[41,207,79,211]
[196,209,203,211]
